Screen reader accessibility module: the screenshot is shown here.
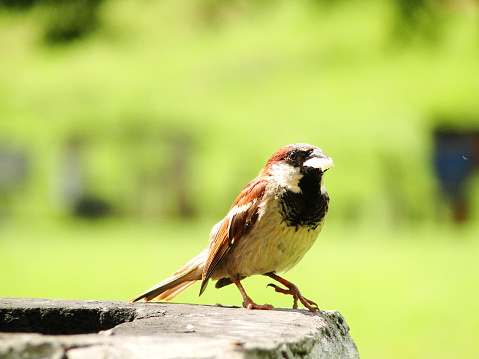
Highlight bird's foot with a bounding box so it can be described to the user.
[232,276,274,310]
[267,283,318,312]
[242,298,274,310]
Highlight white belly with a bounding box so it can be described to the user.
[212,198,324,279]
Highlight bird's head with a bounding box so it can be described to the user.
[263,143,333,193]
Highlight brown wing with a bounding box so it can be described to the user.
[199,179,267,295]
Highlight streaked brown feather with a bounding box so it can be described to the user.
[199,179,267,294]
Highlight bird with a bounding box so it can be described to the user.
[130,143,334,312]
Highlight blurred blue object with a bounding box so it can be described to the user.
[433,127,479,222]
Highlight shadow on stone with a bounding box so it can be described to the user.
[0,299,136,335]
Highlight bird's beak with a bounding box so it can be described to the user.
[303,152,334,172]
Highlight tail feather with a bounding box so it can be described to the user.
[155,280,197,301]
[129,249,207,303]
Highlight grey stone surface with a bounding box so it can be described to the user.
[0,298,359,358]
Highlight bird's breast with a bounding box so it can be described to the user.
[213,193,326,279]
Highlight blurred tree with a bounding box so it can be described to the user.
[44,0,103,43]
[0,0,35,8]
[1,0,472,44]
[198,0,275,26]
[0,144,29,218]
[55,136,112,219]
[0,0,104,43]
[121,124,197,220]
[316,0,447,43]
[390,0,443,43]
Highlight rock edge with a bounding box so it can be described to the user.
[0,298,359,359]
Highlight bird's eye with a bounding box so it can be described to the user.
[288,151,297,160]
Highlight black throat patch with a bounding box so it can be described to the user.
[279,172,329,230]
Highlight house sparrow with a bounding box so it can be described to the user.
[130,143,333,312]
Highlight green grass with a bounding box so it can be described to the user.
[1,218,478,359]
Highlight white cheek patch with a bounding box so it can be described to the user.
[270,163,302,193]
[303,157,334,171]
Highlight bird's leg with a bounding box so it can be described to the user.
[265,272,319,312]
[231,277,274,310]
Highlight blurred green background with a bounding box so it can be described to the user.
[1,0,479,358]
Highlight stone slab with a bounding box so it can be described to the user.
[0,298,359,358]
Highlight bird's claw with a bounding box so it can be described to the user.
[243,299,274,310]
[267,282,319,312]
[266,283,287,293]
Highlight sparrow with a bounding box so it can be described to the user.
[130,143,333,312]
